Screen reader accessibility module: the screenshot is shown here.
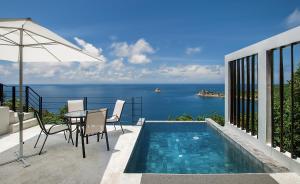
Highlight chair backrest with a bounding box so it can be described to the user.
[112,100,125,120]
[34,110,47,134]
[85,108,108,136]
[68,100,84,112]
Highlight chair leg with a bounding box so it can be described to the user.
[101,133,103,139]
[67,124,73,144]
[39,134,48,155]
[63,131,67,141]
[97,133,100,142]
[86,135,89,144]
[79,121,86,158]
[69,129,74,145]
[75,124,79,147]
[104,131,109,151]
[81,134,86,158]
[119,121,124,134]
[34,130,42,148]
[68,131,71,143]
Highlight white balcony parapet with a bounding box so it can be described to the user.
[224,25,300,173]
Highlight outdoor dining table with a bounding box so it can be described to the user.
[64,110,87,157]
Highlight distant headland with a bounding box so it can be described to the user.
[196,89,224,98]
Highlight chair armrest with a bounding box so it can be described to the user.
[107,115,119,123]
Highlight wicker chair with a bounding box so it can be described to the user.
[33,110,73,155]
[106,100,125,133]
[81,108,109,158]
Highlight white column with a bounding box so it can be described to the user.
[257,51,271,144]
[224,60,230,123]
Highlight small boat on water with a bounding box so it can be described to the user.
[154,88,161,93]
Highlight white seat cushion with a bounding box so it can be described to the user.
[107,116,118,123]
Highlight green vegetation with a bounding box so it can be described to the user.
[42,105,68,124]
[3,99,66,124]
[3,99,33,112]
[168,112,224,126]
[272,66,300,157]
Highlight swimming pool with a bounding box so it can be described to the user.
[125,122,271,174]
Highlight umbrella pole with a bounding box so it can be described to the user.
[0,27,47,168]
[16,27,30,167]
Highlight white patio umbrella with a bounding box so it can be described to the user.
[0,18,102,167]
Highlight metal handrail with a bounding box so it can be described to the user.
[0,83,143,124]
[28,86,40,97]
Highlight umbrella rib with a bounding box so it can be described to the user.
[0,38,16,45]
[24,29,104,62]
[24,30,62,62]
[0,43,16,46]
[0,34,18,45]
[2,29,18,37]
[25,42,58,47]
[0,22,104,62]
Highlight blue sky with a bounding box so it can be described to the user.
[0,0,300,84]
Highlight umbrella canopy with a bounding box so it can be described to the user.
[0,18,102,167]
[0,18,100,62]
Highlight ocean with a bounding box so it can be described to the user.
[30,84,224,122]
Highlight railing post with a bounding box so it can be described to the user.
[84,97,87,110]
[12,86,16,112]
[132,97,134,124]
[140,96,143,119]
[0,84,3,106]
[25,86,29,112]
[39,96,43,120]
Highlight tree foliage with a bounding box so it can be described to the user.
[168,112,224,126]
[273,65,300,157]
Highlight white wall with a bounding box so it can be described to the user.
[0,106,9,135]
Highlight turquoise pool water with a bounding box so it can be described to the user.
[125,122,269,174]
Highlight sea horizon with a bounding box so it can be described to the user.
[24,83,225,121]
[6,83,225,86]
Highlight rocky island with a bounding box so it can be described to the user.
[197,90,224,98]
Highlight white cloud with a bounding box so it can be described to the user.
[0,62,223,84]
[286,8,300,28]
[158,64,224,82]
[111,59,125,71]
[74,37,106,62]
[185,47,202,55]
[0,37,222,84]
[111,38,154,64]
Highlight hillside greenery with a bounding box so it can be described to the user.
[272,66,300,157]
[168,112,224,126]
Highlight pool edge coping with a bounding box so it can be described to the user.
[205,118,289,173]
